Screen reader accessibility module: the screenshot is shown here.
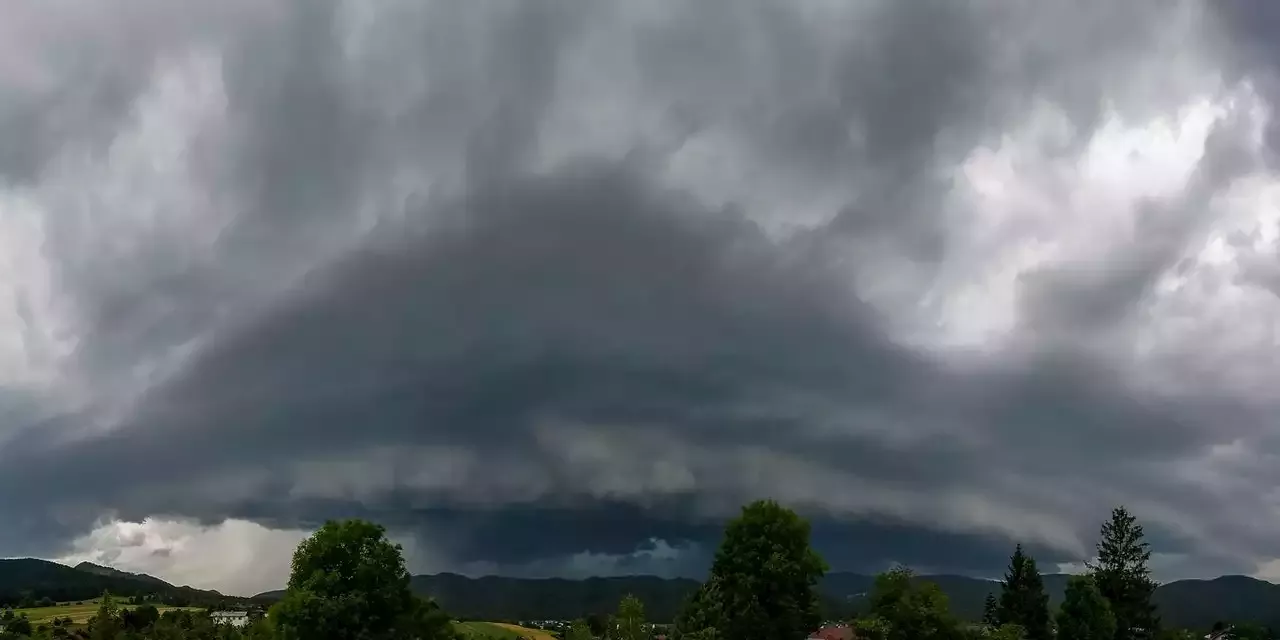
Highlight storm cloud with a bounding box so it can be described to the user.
[2,0,1280,595]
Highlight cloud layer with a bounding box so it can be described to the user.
[0,0,1279,595]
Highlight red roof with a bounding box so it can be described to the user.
[809,625,856,640]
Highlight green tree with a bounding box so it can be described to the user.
[867,567,959,640]
[123,604,160,631]
[616,594,646,640]
[983,593,999,627]
[4,614,31,638]
[397,597,457,640]
[1089,507,1159,640]
[89,592,122,640]
[677,500,827,640]
[997,545,1050,640]
[674,576,723,639]
[274,519,456,640]
[989,624,1026,640]
[853,616,892,640]
[566,620,593,640]
[586,613,610,638]
[1232,624,1273,640]
[1057,576,1116,640]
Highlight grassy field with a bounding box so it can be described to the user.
[483,622,555,637]
[455,622,558,640]
[488,623,557,640]
[14,602,199,624]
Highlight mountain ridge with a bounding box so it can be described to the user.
[73,562,181,589]
[0,558,246,607]
[6,559,1270,629]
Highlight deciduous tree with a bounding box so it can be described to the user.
[989,625,1027,640]
[566,620,593,640]
[274,519,457,640]
[675,500,827,640]
[674,577,723,640]
[3,615,30,639]
[866,567,959,640]
[586,613,609,638]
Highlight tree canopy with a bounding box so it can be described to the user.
[565,620,592,640]
[862,567,959,640]
[674,499,827,640]
[274,519,456,640]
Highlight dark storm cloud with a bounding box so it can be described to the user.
[0,0,1278,586]
[0,164,929,539]
[0,162,1244,573]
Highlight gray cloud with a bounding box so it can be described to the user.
[0,0,1279,593]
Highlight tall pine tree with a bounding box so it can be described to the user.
[1089,507,1160,640]
[983,593,999,627]
[997,544,1051,640]
[616,594,646,640]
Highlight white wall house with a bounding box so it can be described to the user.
[210,611,250,628]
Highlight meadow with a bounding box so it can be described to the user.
[455,621,558,640]
[13,601,200,624]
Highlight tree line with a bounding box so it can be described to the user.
[664,501,1165,640]
[0,519,457,640]
[0,501,1241,640]
[975,506,1158,640]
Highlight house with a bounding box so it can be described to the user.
[210,611,250,627]
[1205,626,1233,640]
[809,624,856,640]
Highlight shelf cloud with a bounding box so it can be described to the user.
[0,0,1278,596]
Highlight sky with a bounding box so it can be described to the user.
[2,0,1280,597]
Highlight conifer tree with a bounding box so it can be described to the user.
[1089,507,1160,640]
[617,594,646,640]
[1057,575,1116,640]
[997,544,1051,640]
[983,593,1000,627]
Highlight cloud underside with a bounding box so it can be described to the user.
[1,0,1280,595]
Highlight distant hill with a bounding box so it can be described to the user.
[73,562,173,587]
[255,573,701,620]
[1152,575,1280,630]
[0,559,242,607]
[254,571,1280,628]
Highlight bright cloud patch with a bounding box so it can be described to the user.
[57,518,308,596]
